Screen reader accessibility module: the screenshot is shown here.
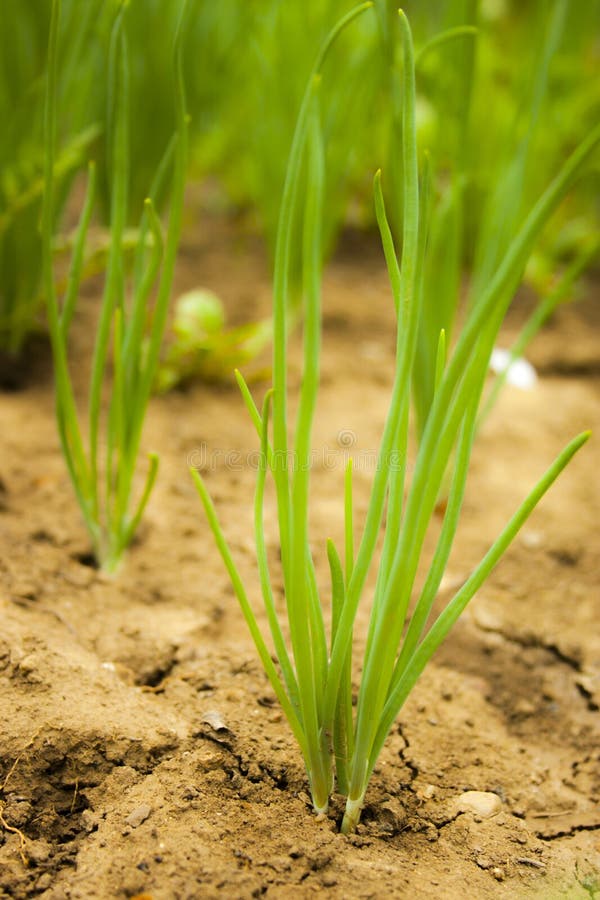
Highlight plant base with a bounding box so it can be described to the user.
[341,792,365,834]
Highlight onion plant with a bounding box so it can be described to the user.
[192,7,592,832]
[91,0,192,224]
[42,0,188,571]
[192,5,590,833]
[0,0,100,359]
[412,0,600,436]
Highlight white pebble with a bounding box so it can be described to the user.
[455,791,502,819]
[490,348,537,390]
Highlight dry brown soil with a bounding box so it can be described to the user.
[1,216,599,899]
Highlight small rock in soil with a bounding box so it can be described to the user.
[27,840,52,864]
[514,699,536,715]
[376,798,407,833]
[455,791,502,819]
[36,873,53,891]
[80,810,99,833]
[125,804,152,828]
[201,709,231,734]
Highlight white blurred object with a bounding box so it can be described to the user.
[490,347,538,390]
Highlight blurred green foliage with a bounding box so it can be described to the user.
[78,0,600,276]
[0,0,100,356]
[1,0,598,361]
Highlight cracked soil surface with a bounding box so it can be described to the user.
[1,220,599,898]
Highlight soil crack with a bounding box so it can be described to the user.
[534,811,600,840]
[397,724,419,786]
[472,619,582,672]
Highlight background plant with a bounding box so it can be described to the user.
[408,0,600,436]
[4,0,596,385]
[0,0,100,361]
[193,7,595,832]
[42,0,188,572]
[155,288,272,392]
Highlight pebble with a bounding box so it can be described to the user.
[489,348,537,389]
[521,530,544,549]
[418,784,436,801]
[472,606,503,632]
[201,710,229,733]
[455,791,502,819]
[36,873,53,891]
[514,699,536,715]
[80,810,99,833]
[125,804,152,828]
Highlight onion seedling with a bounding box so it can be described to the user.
[193,8,592,832]
[42,0,188,571]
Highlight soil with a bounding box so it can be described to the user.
[1,215,599,899]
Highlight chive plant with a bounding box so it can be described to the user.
[42,0,188,572]
[412,0,600,437]
[193,6,593,833]
[92,0,192,224]
[0,0,100,360]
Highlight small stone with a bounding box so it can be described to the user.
[377,798,406,833]
[62,564,94,588]
[515,699,536,715]
[418,784,436,800]
[195,745,224,770]
[309,851,333,872]
[472,606,503,632]
[521,530,543,549]
[455,791,502,819]
[27,840,51,864]
[492,867,505,881]
[125,804,152,828]
[36,873,53,890]
[425,823,438,842]
[489,349,537,389]
[181,785,199,800]
[80,810,99,833]
[200,709,231,741]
